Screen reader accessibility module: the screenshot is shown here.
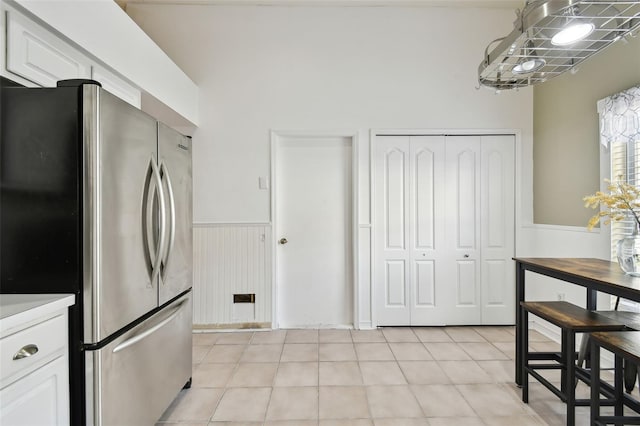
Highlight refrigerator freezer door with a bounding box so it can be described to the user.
[158,123,193,305]
[83,86,160,343]
[86,292,192,426]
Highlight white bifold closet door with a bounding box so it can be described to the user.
[374,135,514,326]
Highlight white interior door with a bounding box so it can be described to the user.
[374,134,515,326]
[275,136,353,328]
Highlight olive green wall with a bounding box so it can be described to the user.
[533,35,640,226]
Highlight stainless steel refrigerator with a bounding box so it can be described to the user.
[0,78,193,425]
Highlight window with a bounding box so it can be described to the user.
[601,86,640,311]
[599,85,640,260]
[609,140,640,259]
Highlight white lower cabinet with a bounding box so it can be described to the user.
[0,356,69,426]
[0,294,74,426]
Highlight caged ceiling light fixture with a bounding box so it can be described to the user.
[512,41,547,73]
[478,0,640,90]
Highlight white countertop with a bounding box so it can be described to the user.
[0,294,75,334]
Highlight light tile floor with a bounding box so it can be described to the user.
[156,326,631,426]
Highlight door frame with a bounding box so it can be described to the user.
[370,128,522,327]
[270,130,360,329]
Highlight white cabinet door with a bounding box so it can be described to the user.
[374,135,515,326]
[6,9,91,87]
[0,356,69,426]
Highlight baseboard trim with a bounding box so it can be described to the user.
[356,321,375,330]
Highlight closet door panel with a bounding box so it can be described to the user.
[414,148,435,249]
[445,136,481,325]
[385,149,406,250]
[481,135,515,324]
[385,260,406,306]
[456,150,478,250]
[409,136,446,325]
[415,261,435,307]
[456,260,477,306]
[375,137,411,325]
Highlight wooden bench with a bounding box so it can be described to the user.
[582,310,640,392]
[521,301,627,426]
[591,331,640,425]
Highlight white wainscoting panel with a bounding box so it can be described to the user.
[193,224,272,327]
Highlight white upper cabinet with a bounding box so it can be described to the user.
[92,64,142,109]
[3,5,148,111]
[5,0,198,126]
[6,9,91,86]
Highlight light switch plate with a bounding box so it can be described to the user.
[259,176,269,190]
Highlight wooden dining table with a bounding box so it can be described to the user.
[514,257,640,387]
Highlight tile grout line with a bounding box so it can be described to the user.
[261,329,287,424]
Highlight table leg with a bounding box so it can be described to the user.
[566,332,576,426]
[516,261,525,386]
[587,288,597,310]
[585,289,597,369]
[591,340,600,426]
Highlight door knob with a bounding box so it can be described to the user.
[464,254,470,258]
[279,238,288,245]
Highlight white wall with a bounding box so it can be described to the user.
[126,4,535,327]
[127,4,533,221]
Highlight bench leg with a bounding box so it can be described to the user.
[625,359,638,394]
[616,354,624,419]
[566,332,576,426]
[577,333,589,368]
[522,309,529,403]
[561,330,568,395]
[591,340,601,426]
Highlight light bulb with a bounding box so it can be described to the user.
[551,22,595,46]
[512,58,546,74]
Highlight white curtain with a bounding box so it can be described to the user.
[598,85,640,148]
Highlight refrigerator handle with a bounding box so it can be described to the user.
[150,158,167,286]
[160,162,176,281]
[143,160,156,278]
[112,299,186,353]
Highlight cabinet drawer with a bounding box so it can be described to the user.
[0,314,66,384]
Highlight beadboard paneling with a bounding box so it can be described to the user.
[193,224,272,326]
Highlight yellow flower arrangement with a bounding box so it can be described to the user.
[584,179,640,230]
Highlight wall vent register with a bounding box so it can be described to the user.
[478,1,640,90]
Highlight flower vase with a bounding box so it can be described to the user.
[617,225,640,276]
